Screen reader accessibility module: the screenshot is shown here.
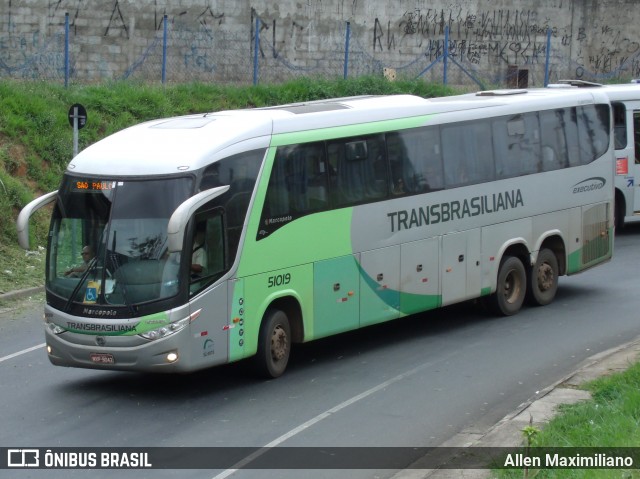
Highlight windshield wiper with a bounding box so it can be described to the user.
[63,256,98,313]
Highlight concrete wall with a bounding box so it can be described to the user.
[1,0,639,85]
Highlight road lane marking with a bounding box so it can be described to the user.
[210,360,431,479]
[0,343,45,363]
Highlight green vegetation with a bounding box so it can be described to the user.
[495,362,640,478]
[0,76,454,295]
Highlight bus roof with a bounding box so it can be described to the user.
[547,80,640,101]
[68,89,608,177]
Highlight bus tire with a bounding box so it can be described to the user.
[615,196,625,232]
[488,256,526,316]
[528,248,558,306]
[255,309,291,379]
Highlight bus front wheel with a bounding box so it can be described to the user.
[255,309,291,379]
[488,256,526,316]
[527,248,558,306]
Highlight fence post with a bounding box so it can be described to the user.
[64,12,69,87]
[443,26,449,85]
[162,14,168,84]
[253,17,260,85]
[343,21,351,79]
[544,28,551,86]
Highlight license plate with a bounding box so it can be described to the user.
[90,353,115,364]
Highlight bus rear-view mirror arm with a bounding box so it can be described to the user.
[167,185,230,253]
[17,190,58,250]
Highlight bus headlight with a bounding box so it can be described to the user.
[166,352,179,363]
[45,320,66,335]
[140,316,190,341]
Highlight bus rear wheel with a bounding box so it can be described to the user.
[527,248,558,306]
[488,255,526,316]
[255,309,291,379]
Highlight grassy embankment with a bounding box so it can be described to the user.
[0,76,453,295]
[494,361,640,478]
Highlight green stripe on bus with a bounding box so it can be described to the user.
[238,208,355,277]
[398,292,441,315]
[270,115,435,146]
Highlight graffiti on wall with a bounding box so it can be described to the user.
[576,24,640,78]
[373,8,556,67]
[1,1,640,83]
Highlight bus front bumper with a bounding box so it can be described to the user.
[44,327,196,373]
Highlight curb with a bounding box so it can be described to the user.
[0,286,44,302]
[392,334,640,478]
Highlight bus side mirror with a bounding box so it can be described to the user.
[16,190,58,250]
[167,185,229,253]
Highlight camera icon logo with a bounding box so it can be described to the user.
[7,449,40,467]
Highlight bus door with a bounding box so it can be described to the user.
[616,101,640,214]
[631,106,640,213]
[313,254,360,338]
[441,230,481,306]
[185,209,230,368]
[188,281,229,368]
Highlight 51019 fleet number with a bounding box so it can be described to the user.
[267,273,291,288]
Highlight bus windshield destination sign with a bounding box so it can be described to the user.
[72,180,116,193]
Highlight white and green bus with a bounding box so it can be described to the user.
[18,88,614,377]
[548,80,640,229]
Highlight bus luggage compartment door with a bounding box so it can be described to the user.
[441,230,481,306]
[400,237,441,315]
[313,254,360,339]
[359,246,401,327]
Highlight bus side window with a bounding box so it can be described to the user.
[285,143,327,214]
[421,127,444,191]
[387,132,413,195]
[577,104,611,165]
[494,113,541,177]
[205,215,224,276]
[265,148,292,217]
[331,135,386,207]
[306,150,329,210]
[442,120,494,187]
[326,143,341,205]
[548,108,574,168]
[472,121,495,183]
[189,212,225,296]
[388,127,443,194]
[612,103,627,150]
[260,142,328,234]
[566,107,581,167]
[441,124,462,187]
[539,109,567,172]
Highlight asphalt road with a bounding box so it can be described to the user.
[2,224,640,479]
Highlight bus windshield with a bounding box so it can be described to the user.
[47,175,194,309]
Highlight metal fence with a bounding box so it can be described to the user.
[1,11,638,88]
